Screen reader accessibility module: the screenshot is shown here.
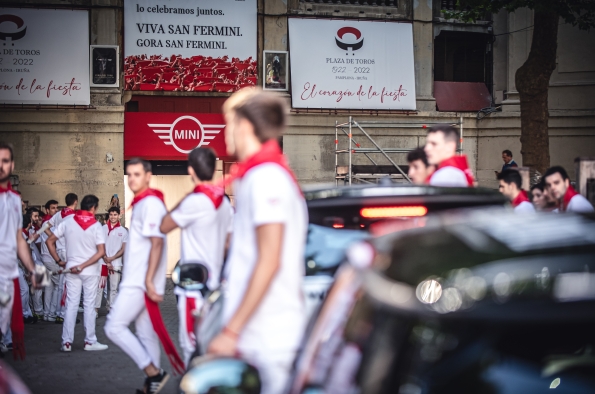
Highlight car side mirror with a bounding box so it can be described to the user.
[171,261,210,295]
[180,356,261,394]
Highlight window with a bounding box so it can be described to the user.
[434,31,492,84]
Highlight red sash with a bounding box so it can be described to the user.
[61,207,75,218]
[560,185,580,212]
[512,190,530,207]
[73,210,97,231]
[41,214,52,224]
[11,278,25,360]
[186,297,197,348]
[0,182,19,196]
[194,184,224,209]
[107,220,121,235]
[224,140,301,193]
[431,155,475,187]
[130,188,165,207]
[145,296,186,374]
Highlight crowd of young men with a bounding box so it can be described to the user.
[1,91,594,394]
[407,124,594,213]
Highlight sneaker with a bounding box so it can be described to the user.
[60,342,72,352]
[24,316,37,324]
[33,313,44,320]
[144,370,169,394]
[54,317,64,324]
[84,342,108,351]
[44,315,56,322]
[78,307,84,313]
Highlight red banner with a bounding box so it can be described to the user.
[124,113,228,160]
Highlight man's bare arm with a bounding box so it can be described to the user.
[46,233,62,265]
[17,229,36,275]
[159,214,179,234]
[145,237,164,302]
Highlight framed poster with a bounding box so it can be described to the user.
[0,8,90,105]
[263,51,288,91]
[288,19,416,110]
[90,46,119,87]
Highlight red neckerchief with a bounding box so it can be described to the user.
[42,214,52,224]
[194,184,224,209]
[107,220,121,235]
[512,190,530,207]
[61,207,75,218]
[21,229,28,238]
[130,188,165,207]
[226,140,301,192]
[560,185,580,212]
[0,181,19,195]
[431,155,475,187]
[73,210,97,231]
[32,223,40,232]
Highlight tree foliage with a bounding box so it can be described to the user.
[446,0,595,30]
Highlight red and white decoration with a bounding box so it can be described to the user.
[0,9,90,105]
[288,19,416,110]
[124,0,257,92]
[124,113,227,160]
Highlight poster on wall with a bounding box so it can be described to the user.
[90,46,119,87]
[288,19,416,110]
[263,51,288,91]
[0,8,90,105]
[124,0,257,93]
[124,112,227,160]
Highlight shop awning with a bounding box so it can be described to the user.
[434,81,492,112]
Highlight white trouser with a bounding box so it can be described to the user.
[108,270,122,309]
[240,349,295,394]
[0,279,15,336]
[95,276,107,309]
[41,258,61,318]
[31,285,43,315]
[62,274,99,345]
[17,268,32,318]
[105,286,160,370]
[176,292,204,366]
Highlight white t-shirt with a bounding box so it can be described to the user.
[119,196,168,295]
[40,231,54,263]
[514,201,535,213]
[429,167,469,187]
[0,190,22,279]
[567,194,595,213]
[28,227,43,265]
[49,210,73,251]
[171,193,233,290]
[223,163,308,354]
[102,224,129,268]
[52,216,105,276]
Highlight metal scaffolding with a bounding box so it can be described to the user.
[335,116,464,185]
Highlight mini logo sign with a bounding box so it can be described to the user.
[0,15,27,45]
[335,27,363,55]
[149,115,225,154]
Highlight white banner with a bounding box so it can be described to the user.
[124,0,256,59]
[289,19,416,110]
[0,9,90,105]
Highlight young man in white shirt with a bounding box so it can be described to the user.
[98,206,128,313]
[544,166,594,213]
[40,203,63,322]
[160,147,233,365]
[0,142,38,359]
[46,193,78,323]
[46,194,108,352]
[26,207,45,320]
[208,91,308,394]
[424,124,474,187]
[498,169,535,213]
[105,158,183,394]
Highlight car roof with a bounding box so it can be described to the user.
[361,209,595,321]
[304,184,507,208]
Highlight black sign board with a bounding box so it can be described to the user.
[90,46,119,87]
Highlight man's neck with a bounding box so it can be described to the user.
[134,185,149,196]
[0,179,9,189]
[67,204,76,210]
[237,138,262,162]
[511,188,521,202]
[109,220,119,226]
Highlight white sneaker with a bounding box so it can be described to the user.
[78,306,84,313]
[84,341,108,351]
[44,315,56,322]
[61,342,72,352]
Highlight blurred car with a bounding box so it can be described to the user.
[290,210,595,394]
[302,184,507,316]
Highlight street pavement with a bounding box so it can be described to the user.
[4,280,183,394]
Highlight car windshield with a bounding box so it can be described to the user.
[304,224,368,276]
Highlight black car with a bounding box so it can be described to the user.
[290,210,595,394]
[302,184,507,317]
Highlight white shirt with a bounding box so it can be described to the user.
[171,193,233,290]
[0,190,22,279]
[49,210,73,251]
[120,196,168,295]
[102,224,128,268]
[514,201,535,213]
[429,167,469,187]
[40,231,54,263]
[52,216,105,276]
[28,227,44,265]
[223,163,308,354]
[567,194,595,213]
